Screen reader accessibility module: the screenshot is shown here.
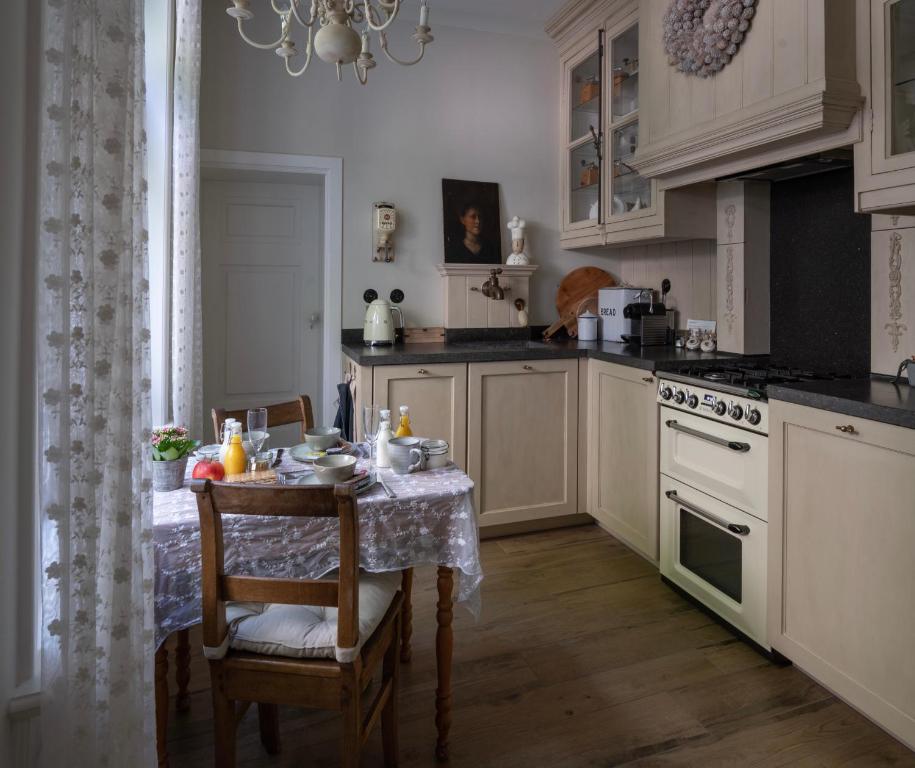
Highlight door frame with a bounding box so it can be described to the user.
[200,148,343,424]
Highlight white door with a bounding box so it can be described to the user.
[202,178,323,446]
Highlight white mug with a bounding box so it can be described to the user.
[388,437,423,475]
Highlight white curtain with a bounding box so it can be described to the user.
[37,0,155,765]
[171,0,204,439]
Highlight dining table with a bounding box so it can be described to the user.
[153,445,483,766]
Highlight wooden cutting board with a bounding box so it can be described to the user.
[544,266,616,339]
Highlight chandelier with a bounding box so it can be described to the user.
[226,0,434,84]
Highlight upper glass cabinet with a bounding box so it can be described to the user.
[890,0,915,156]
[606,21,651,218]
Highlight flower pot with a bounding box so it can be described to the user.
[153,456,189,492]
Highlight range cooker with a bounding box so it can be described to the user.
[655,362,837,653]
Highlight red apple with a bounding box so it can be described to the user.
[192,458,225,481]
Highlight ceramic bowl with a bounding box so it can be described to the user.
[305,426,342,451]
[312,454,357,483]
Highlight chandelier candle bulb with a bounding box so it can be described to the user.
[420,1,429,28]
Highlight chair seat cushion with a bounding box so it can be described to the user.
[224,571,401,664]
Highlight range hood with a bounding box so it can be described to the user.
[718,149,853,183]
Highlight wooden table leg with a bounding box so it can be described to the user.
[435,566,454,762]
[400,568,414,663]
[175,628,191,712]
[155,645,170,768]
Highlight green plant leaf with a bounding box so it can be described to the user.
[152,447,162,461]
[162,446,180,461]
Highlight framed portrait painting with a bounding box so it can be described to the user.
[441,178,502,264]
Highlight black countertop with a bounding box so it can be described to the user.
[342,339,743,372]
[767,377,915,430]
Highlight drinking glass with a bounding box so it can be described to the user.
[247,408,268,467]
[363,405,382,466]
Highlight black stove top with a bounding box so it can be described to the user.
[662,362,847,399]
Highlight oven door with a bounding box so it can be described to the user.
[660,406,768,520]
[660,476,768,648]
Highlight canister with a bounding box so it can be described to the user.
[577,310,599,341]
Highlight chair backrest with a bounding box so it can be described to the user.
[211,395,315,444]
[191,479,360,654]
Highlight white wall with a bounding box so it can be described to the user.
[200,3,620,327]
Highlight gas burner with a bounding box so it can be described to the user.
[703,371,730,382]
[661,361,845,399]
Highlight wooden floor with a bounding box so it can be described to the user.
[165,525,915,767]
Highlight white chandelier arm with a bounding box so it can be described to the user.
[363,0,401,32]
[353,60,369,85]
[284,26,315,75]
[288,0,319,28]
[378,29,428,66]
[236,16,289,49]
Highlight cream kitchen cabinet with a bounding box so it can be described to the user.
[769,400,915,749]
[372,363,468,470]
[586,359,659,561]
[467,359,579,528]
[548,0,715,248]
[855,0,915,214]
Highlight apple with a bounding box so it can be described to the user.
[192,458,225,481]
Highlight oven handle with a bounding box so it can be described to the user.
[665,419,750,453]
[665,490,751,536]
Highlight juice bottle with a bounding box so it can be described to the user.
[223,434,248,476]
[394,405,413,438]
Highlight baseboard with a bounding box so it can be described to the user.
[479,513,593,540]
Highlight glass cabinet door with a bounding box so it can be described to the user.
[606,21,652,219]
[890,0,915,156]
[565,33,603,227]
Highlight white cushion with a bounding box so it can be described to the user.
[216,571,401,664]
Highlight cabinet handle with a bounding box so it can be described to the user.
[417,368,428,375]
[836,424,858,435]
[642,376,654,383]
[522,364,534,371]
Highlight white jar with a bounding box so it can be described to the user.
[375,410,393,468]
[577,310,599,342]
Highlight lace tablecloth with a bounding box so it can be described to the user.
[153,448,483,649]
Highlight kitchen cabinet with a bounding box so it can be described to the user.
[372,363,468,470]
[343,354,370,441]
[586,359,659,561]
[548,0,715,248]
[467,359,579,528]
[855,0,915,214]
[769,400,915,749]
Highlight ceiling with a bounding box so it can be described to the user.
[428,0,567,38]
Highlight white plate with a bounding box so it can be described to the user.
[289,441,355,464]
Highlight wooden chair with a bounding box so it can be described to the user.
[192,479,403,768]
[211,395,315,443]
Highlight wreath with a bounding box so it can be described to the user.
[663,0,757,78]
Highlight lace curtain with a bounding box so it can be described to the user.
[171,0,204,439]
[37,0,155,764]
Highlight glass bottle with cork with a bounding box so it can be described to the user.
[394,405,413,438]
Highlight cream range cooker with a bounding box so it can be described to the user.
[655,364,826,653]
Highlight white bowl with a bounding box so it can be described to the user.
[313,454,356,483]
[305,426,342,451]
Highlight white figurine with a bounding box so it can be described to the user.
[506,216,530,265]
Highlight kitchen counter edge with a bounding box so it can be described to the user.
[767,377,915,430]
[341,341,743,373]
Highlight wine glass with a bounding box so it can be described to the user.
[247,408,268,467]
[363,405,382,466]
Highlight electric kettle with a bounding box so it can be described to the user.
[363,299,403,346]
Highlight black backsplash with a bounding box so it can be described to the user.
[769,168,871,376]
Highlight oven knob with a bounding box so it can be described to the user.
[659,385,673,401]
[713,400,727,416]
[673,389,686,405]
[746,408,761,426]
[728,402,744,421]
[687,393,699,409]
